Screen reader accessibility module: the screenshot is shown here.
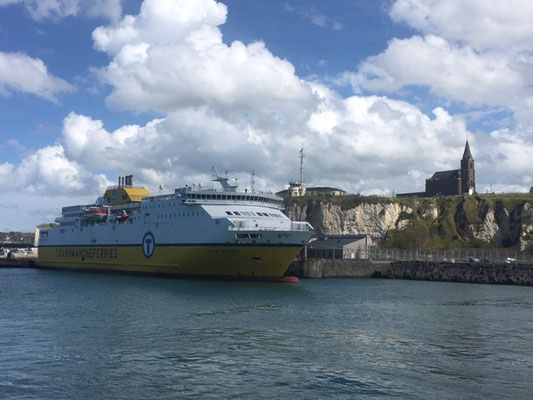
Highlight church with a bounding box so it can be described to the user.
[398,141,476,197]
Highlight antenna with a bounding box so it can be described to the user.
[211,167,238,191]
[299,145,305,189]
[251,170,255,194]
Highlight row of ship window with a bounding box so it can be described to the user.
[144,195,280,208]
[151,210,282,219]
[154,211,205,219]
[225,211,283,218]
[145,202,182,209]
[185,193,278,203]
[60,221,77,227]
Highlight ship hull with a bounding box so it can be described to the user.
[38,181,314,280]
[37,243,303,279]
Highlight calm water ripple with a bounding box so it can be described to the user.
[1,268,533,399]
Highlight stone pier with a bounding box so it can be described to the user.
[287,259,390,279]
[288,259,533,286]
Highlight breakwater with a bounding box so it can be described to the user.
[288,259,533,286]
[381,261,533,286]
[0,259,36,268]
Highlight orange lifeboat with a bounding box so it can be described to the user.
[84,206,108,220]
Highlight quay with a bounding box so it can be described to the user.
[0,258,36,268]
[288,259,533,286]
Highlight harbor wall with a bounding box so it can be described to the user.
[288,259,533,285]
[380,261,533,286]
[0,259,36,268]
[287,260,389,279]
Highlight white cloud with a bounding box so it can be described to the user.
[390,0,533,52]
[0,0,121,22]
[52,92,532,200]
[86,0,121,22]
[345,35,533,117]
[61,111,164,174]
[0,145,110,196]
[361,0,533,122]
[0,192,102,232]
[0,145,109,195]
[92,0,315,117]
[0,52,74,103]
[7,138,25,152]
[93,0,227,54]
[283,3,342,30]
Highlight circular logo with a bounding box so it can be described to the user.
[142,231,155,258]
[112,191,117,200]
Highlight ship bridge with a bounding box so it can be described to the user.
[175,190,283,209]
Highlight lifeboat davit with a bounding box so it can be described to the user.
[84,206,108,220]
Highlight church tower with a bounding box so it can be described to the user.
[460,140,475,194]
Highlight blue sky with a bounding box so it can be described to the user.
[0,0,532,231]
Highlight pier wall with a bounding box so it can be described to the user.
[287,260,389,279]
[381,261,533,286]
[289,259,533,285]
[0,259,36,268]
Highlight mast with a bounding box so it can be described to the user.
[299,146,305,190]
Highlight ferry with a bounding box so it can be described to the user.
[37,174,314,280]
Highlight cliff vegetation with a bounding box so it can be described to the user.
[285,193,533,250]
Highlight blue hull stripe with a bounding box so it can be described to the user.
[39,242,302,248]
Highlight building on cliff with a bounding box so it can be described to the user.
[398,140,476,197]
[304,235,369,259]
[277,185,346,198]
[277,146,345,197]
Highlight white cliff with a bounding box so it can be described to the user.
[286,196,533,250]
[286,201,413,243]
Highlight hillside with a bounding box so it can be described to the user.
[0,231,35,244]
[285,194,533,250]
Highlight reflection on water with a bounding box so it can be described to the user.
[1,269,532,399]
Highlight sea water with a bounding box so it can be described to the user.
[1,268,532,399]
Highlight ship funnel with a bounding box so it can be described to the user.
[117,175,134,187]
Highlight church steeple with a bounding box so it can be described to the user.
[462,140,473,159]
[460,140,475,194]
